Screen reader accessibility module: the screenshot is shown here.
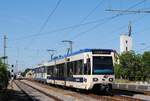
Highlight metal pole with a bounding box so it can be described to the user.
[62,40,73,54]
[70,41,73,54]
[15,60,18,73]
[47,49,56,60]
[4,34,7,64]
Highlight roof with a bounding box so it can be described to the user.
[49,48,114,62]
[32,48,114,69]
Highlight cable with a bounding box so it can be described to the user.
[24,0,62,49]
[13,0,104,41]
[70,16,117,40]
[80,0,104,23]
[65,0,105,36]
[12,17,112,41]
[70,13,133,40]
[69,0,146,41]
[12,0,145,42]
[38,0,62,34]
[137,44,150,52]
[70,0,104,30]
[14,0,146,62]
[50,0,147,53]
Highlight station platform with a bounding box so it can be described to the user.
[113,83,150,93]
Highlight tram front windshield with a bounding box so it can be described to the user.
[93,56,114,75]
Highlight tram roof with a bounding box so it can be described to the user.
[49,49,114,61]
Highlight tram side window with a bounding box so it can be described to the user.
[44,66,47,73]
[37,68,39,73]
[76,60,83,75]
[56,66,59,77]
[61,64,64,77]
[34,68,37,73]
[56,65,59,77]
[53,66,58,77]
[57,64,64,77]
[73,61,77,75]
[36,68,38,73]
[41,66,45,73]
[51,66,54,77]
[47,66,53,75]
[67,62,73,77]
[87,59,91,75]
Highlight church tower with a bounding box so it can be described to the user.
[120,22,132,53]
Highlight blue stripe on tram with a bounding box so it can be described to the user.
[47,76,84,83]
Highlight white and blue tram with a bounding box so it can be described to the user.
[32,49,115,91]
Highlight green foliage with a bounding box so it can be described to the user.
[115,51,150,81]
[0,59,9,89]
[114,64,122,79]
[142,51,150,81]
[21,68,31,77]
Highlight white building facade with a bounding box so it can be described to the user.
[120,34,132,53]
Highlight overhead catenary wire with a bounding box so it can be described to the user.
[13,0,104,41]
[24,0,62,49]
[70,13,135,41]
[105,13,149,53]
[38,0,62,34]
[12,0,145,42]
[17,0,146,61]
[68,0,105,32]
[12,17,113,41]
[48,0,147,55]
[137,44,150,52]
[80,0,105,23]
[17,14,147,52]
[98,13,148,44]
[69,0,146,41]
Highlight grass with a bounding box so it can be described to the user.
[115,79,134,83]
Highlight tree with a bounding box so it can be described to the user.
[115,51,143,81]
[0,59,9,89]
[114,64,122,79]
[21,68,31,77]
[142,51,150,81]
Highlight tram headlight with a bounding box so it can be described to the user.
[109,78,113,82]
[93,78,98,82]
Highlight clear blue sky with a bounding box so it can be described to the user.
[0,0,150,71]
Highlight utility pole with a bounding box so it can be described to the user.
[15,60,18,73]
[3,34,7,65]
[62,40,73,55]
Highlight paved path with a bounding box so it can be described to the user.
[0,80,31,101]
[113,83,150,92]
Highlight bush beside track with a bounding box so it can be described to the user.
[0,59,9,90]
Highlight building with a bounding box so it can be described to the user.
[120,34,132,53]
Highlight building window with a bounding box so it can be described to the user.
[126,40,128,44]
[126,47,128,51]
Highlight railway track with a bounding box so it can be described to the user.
[14,80,62,101]
[88,94,142,101]
[22,79,145,101]
[13,81,34,101]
